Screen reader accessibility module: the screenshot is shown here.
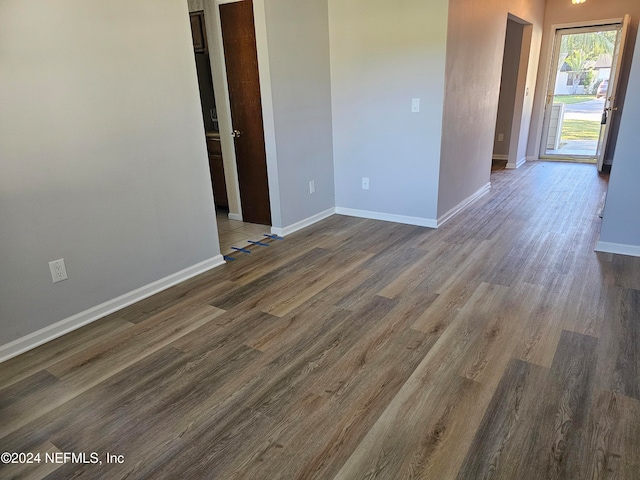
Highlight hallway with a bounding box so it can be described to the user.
[1,161,638,479]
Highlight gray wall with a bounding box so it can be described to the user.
[329,0,449,222]
[438,0,546,218]
[494,20,525,157]
[0,0,219,345]
[264,0,335,227]
[599,29,640,248]
[528,0,640,164]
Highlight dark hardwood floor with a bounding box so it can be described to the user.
[1,161,639,479]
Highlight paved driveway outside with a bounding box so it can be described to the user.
[564,98,605,121]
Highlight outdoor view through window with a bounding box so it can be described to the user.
[543,28,618,159]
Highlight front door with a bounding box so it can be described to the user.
[596,15,630,171]
[540,17,629,169]
[219,0,272,225]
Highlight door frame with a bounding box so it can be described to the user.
[534,17,625,162]
[200,0,282,227]
[504,14,534,170]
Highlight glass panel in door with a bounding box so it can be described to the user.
[542,25,620,160]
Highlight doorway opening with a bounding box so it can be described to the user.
[218,0,272,226]
[492,15,533,172]
[188,1,273,254]
[539,17,630,170]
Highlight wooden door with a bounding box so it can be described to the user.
[219,0,271,226]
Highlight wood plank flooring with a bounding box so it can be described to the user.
[2,161,639,479]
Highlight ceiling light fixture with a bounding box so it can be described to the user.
[572,0,586,4]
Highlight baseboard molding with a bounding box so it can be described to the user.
[492,154,508,161]
[506,157,527,170]
[0,255,226,363]
[335,207,438,229]
[271,207,335,237]
[228,212,242,221]
[437,182,491,228]
[595,241,640,258]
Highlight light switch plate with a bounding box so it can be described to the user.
[412,98,420,113]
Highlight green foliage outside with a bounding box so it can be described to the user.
[554,95,596,105]
[561,119,601,141]
[560,30,616,94]
[560,31,617,61]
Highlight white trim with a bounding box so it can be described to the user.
[595,241,640,258]
[228,212,243,221]
[506,157,527,170]
[0,255,226,363]
[492,154,508,161]
[335,207,437,229]
[437,182,491,227]
[207,1,243,218]
[552,18,624,32]
[253,0,283,228]
[271,208,335,237]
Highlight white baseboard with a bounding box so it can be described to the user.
[595,241,640,258]
[492,154,508,161]
[271,207,335,237]
[506,157,527,170]
[437,182,491,227]
[335,207,437,229]
[0,255,226,363]
[228,212,242,221]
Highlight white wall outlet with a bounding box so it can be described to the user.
[49,259,68,283]
[411,98,420,113]
[309,180,315,194]
[362,177,369,190]
[498,133,504,142]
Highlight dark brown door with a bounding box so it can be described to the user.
[219,0,271,226]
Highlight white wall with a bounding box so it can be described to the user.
[0,0,220,347]
[598,28,640,254]
[329,0,449,224]
[263,0,335,228]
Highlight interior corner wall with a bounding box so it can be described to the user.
[599,28,640,251]
[494,21,525,158]
[0,0,220,346]
[262,0,335,228]
[528,0,640,164]
[437,0,546,219]
[328,0,449,223]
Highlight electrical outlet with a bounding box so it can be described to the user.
[309,180,315,194]
[362,177,369,190]
[498,133,504,142]
[411,98,420,113]
[49,259,68,283]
